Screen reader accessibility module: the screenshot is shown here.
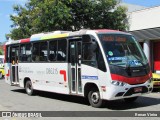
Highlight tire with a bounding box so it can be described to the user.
[124,97,138,103]
[88,88,104,108]
[25,80,35,96]
[0,72,2,79]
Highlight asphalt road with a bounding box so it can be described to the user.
[0,78,160,120]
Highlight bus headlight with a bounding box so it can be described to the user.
[111,80,127,86]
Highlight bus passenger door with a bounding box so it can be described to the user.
[11,46,19,85]
[69,41,82,94]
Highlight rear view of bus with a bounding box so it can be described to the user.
[96,30,153,104]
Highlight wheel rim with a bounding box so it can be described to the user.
[26,82,32,93]
[91,92,99,104]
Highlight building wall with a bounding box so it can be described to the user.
[129,6,160,31]
[153,41,160,73]
[128,5,160,73]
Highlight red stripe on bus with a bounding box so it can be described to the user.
[60,70,66,82]
[20,38,30,43]
[111,73,151,85]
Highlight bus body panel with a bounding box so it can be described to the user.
[19,63,69,94]
[5,63,12,85]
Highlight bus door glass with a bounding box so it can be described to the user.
[69,40,82,94]
[11,46,19,85]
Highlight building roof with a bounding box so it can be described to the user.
[130,27,160,41]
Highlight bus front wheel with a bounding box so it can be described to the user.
[25,80,35,96]
[88,88,104,108]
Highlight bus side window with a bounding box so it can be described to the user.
[49,40,57,61]
[6,46,11,63]
[82,41,107,71]
[97,49,106,72]
[39,42,48,61]
[26,44,32,62]
[82,42,97,67]
[57,39,67,61]
[32,43,39,62]
[20,45,26,62]
[20,44,32,62]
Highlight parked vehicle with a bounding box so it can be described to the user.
[152,73,160,89]
[0,55,5,78]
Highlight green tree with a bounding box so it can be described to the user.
[9,0,127,40]
[0,50,3,55]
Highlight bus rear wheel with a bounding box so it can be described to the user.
[25,80,35,96]
[88,88,104,108]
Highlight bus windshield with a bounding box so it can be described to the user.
[98,34,148,67]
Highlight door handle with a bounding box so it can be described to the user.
[78,60,81,65]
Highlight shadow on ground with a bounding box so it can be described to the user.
[11,89,160,110]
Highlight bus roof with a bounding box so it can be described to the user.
[5,29,130,45]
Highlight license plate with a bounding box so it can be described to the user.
[134,87,142,92]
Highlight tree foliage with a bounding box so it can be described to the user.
[9,0,128,40]
[0,49,3,55]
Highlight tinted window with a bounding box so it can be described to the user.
[40,42,48,61]
[57,39,67,61]
[32,42,48,62]
[32,43,39,61]
[6,46,10,63]
[49,40,57,61]
[82,42,97,67]
[20,44,32,62]
[97,49,106,72]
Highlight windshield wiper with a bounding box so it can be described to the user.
[132,55,145,66]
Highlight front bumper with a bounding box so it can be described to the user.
[102,80,153,100]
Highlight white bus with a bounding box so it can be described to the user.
[4,29,153,107]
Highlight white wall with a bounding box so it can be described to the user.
[128,6,160,31]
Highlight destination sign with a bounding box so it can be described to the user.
[102,35,126,42]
